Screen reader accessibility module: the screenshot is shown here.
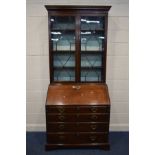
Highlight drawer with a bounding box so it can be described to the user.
[47,133,76,144]
[77,114,110,122]
[47,133,108,144]
[46,105,110,114]
[46,114,76,122]
[78,106,110,113]
[79,133,108,143]
[47,122,109,132]
[78,122,109,132]
[46,106,77,113]
[46,114,109,122]
[47,123,77,132]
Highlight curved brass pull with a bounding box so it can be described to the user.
[58,115,65,121]
[90,135,96,142]
[72,85,81,90]
[91,115,97,120]
[58,107,65,113]
[59,124,65,130]
[91,124,97,130]
[91,107,97,113]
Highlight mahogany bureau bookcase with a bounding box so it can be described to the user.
[45,5,111,150]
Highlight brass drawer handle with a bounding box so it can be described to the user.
[59,124,65,130]
[90,136,96,142]
[59,135,65,140]
[58,115,65,121]
[58,107,65,113]
[91,115,98,120]
[91,107,97,113]
[91,124,97,130]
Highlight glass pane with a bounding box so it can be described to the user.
[50,16,76,81]
[81,31,104,51]
[81,55,102,67]
[54,69,75,81]
[81,16,104,51]
[51,31,75,51]
[51,16,75,51]
[54,54,75,67]
[81,70,101,82]
[80,16,104,82]
[51,16,75,30]
[81,16,104,30]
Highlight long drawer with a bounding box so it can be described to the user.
[47,122,109,132]
[46,105,110,113]
[46,113,110,122]
[47,133,108,144]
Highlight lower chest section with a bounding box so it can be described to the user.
[46,105,110,145]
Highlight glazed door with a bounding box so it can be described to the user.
[80,16,106,82]
[50,16,76,82]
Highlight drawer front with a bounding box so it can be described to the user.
[46,114,76,122]
[47,133,108,144]
[78,106,110,113]
[46,105,110,114]
[46,114,109,122]
[79,133,108,143]
[78,123,109,132]
[77,114,110,122]
[46,106,77,113]
[47,123,77,132]
[47,122,109,132]
[47,133,76,144]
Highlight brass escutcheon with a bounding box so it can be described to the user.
[72,85,81,90]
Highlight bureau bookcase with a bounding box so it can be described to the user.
[45,5,111,150]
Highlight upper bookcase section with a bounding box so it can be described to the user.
[45,6,111,83]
